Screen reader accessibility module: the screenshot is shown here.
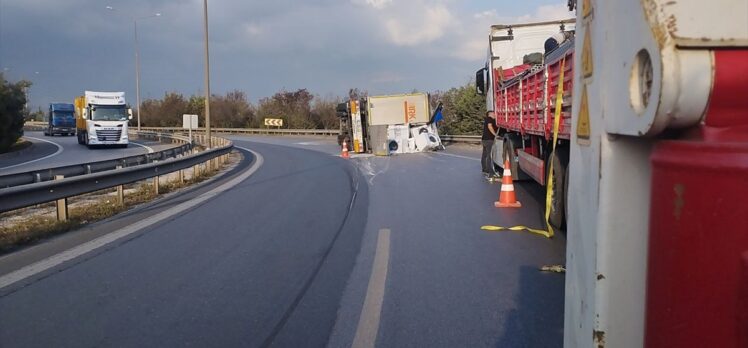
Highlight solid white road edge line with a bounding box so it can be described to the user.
[429,151,481,162]
[0,146,263,290]
[130,141,155,153]
[352,228,391,348]
[0,136,64,170]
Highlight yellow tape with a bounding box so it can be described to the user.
[483,58,566,239]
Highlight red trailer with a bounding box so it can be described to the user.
[477,20,575,228]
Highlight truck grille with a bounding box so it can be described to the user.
[97,129,122,142]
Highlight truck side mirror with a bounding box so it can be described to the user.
[476,67,487,95]
[82,109,89,120]
[128,109,133,120]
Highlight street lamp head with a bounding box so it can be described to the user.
[106,6,115,10]
[155,13,162,17]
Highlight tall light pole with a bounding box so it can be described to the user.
[106,6,161,131]
[202,0,212,146]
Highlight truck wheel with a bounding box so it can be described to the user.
[548,150,567,230]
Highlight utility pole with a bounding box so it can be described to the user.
[203,0,212,147]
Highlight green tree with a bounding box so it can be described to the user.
[0,74,30,152]
[256,89,315,129]
[434,82,486,135]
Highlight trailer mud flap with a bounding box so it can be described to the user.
[492,139,504,168]
[518,150,545,185]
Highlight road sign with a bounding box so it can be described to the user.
[183,114,198,144]
[183,114,198,129]
[264,118,283,127]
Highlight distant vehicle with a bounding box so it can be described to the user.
[44,103,76,136]
[74,91,133,148]
[337,93,441,155]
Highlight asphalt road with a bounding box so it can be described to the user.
[0,136,566,347]
[0,132,176,175]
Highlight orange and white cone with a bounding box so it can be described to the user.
[495,160,522,208]
[341,140,350,159]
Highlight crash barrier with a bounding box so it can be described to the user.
[135,127,483,145]
[0,132,192,189]
[0,132,233,218]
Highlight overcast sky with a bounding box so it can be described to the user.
[0,0,571,109]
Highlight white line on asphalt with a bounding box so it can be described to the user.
[130,142,155,153]
[0,146,263,290]
[352,228,391,348]
[0,136,64,171]
[429,151,481,162]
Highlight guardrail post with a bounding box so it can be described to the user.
[34,173,41,183]
[153,175,160,195]
[54,175,68,222]
[86,165,92,174]
[115,166,125,206]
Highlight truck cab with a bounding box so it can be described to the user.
[44,103,76,136]
[75,91,133,148]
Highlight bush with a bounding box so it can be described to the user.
[0,74,30,152]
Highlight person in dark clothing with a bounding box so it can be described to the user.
[482,112,498,177]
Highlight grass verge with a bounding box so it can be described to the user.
[0,152,238,254]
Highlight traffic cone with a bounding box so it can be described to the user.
[495,160,522,208]
[341,140,350,159]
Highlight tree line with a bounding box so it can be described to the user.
[136,81,486,135]
[0,74,30,153]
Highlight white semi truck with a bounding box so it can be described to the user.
[75,91,133,148]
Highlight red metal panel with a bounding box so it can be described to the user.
[646,140,748,348]
[646,49,748,348]
[704,50,748,128]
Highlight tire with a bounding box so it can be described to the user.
[548,150,567,230]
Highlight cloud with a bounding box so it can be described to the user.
[0,0,571,109]
[353,0,393,9]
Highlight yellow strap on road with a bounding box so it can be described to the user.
[481,225,552,238]
[483,58,566,239]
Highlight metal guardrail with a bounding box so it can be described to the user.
[0,132,192,189]
[139,127,483,144]
[139,127,340,136]
[439,135,482,144]
[25,122,482,144]
[0,133,233,214]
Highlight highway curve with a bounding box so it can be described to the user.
[0,136,565,347]
[0,139,368,347]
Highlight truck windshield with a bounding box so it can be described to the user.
[91,105,128,121]
[52,111,74,121]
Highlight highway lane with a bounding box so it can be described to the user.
[0,131,178,175]
[0,135,565,347]
[0,139,368,347]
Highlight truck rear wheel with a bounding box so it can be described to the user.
[548,150,568,230]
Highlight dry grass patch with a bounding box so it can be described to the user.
[0,151,240,254]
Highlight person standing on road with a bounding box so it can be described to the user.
[482,112,498,177]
